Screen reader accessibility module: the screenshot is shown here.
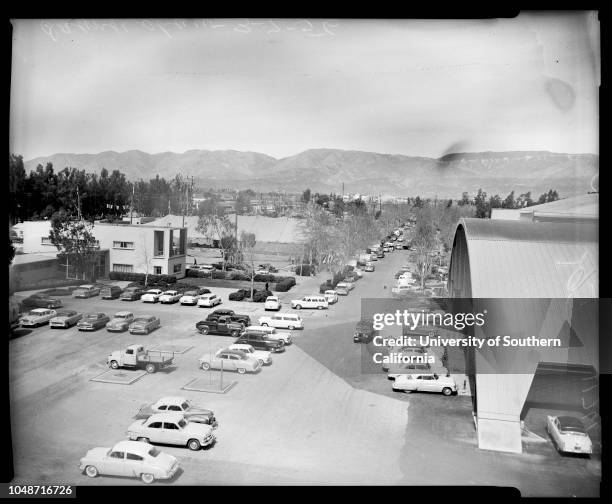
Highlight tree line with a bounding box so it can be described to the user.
[9,154,194,223]
[459,188,560,218]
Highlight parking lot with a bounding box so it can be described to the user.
[9,248,601,494]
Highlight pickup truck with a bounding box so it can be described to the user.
[195,316,244,337]
[206,309,251,327]
[107,344,174,374]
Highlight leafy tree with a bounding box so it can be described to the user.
[235,191,253,214]
[459,192,471,206]
[502,190,516,209]
[474,188,489,218]
[49,211,99,280]
[516,191,533,208]
[239,231,257,298]
[302,188,311,203]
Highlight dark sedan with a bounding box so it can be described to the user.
[21,293,63,309]
[77,312,110,331]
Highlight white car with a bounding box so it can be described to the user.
[336,282,354,292]
[264,296,281,311]
[258,314,304,330]
[20,308,57,327]
[159,290,181,304]
[392,373,457,396]
[127,412,216,451]
[197,293,222,308]
[179,288,209,305]
[228,343,272,366]
[244,325,293,345]
[141,289,163,303]
[546,415,593,455]
[324,290,339,304]
[291,296,328,310]
[79,440,179,484]
[352,269,364,278]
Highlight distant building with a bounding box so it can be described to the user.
[490,193,598,223]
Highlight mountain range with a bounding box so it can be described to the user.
[24,148,599,199]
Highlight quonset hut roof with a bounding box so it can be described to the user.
[448,218,598,298]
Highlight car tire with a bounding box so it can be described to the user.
[230,330,239,338]
[261,323,268,327]
[109,360,119,369]
[295,305,302,310]
[141,473,155,484]
[85,465,99,478]
[442,387,452,396]
[237,368,246,374]
[288,326,295,330]
[188,439,201,451]
[137,437,150,443]
[258,359,264,365]
[200,326,209,335]
[201,362,210,371]
[145,363,156,374]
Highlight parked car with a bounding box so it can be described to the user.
[20,308,57,327]
[79,440,179,484]
[135,396,218,428]
[49,309,83,328]
[198,348,262,374]
[392,373,457,396]
[141,289,163,303]
[264,296,282,311]
[388,362,448,380]
[547,415,593,455]
[228,343,272,366]
[208,309,251,326]
[291,295,328,310]
[120,286,146,301]
[77,312,111,331]
[197,293,222,308]
[335,284,350,296]
[126,412,216,451]
[159,290,181,304]
[179,287,211,305]
[106,311,135,332]
[107,345,174,374]
[228,289,250,301]
[258,313,303,330]
[196,316,244,337]
[376,251,385,259]
[242,325,293,345]
[129,315,161,335]
[234,331,286,353]
[324,290,338,304]
[354,320,375,343]
[72,284,101,298]
[101,285,123,299]
[253,290,273,302]
[352,268,364,278]
[21,293,62,309]
[365,263,375,272]
[395,243,403,250]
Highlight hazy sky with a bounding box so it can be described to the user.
[10,13,599,161]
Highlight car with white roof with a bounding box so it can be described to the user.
[228,343,272,366]
[141,289,163,303]
[79,440,179,484]
[159,290,181,304]
[106,311,135,332]
[135,396,218,428]
[20,308,57,327]
[392,373,457,395]
[337,281,355,292]
[179,287,211,305]
[546,415,593,455]
[197,293,222,308]
[264,295,281,311]
[245,325,293,344]
[198,348,262,374]
[126,412,216,451]
[364,262,375,272]
[290,295,328,310]
[324,290,338,304]
[49,309,82,328]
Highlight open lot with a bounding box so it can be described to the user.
[9,247,601,494]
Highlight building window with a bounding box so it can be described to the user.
[113,264,133,273]
[41,237,53,246]
[173,263,182,273]
[154,231,165,256]
[113,241,135,249]
[154,266,162,275]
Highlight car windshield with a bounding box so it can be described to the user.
[184,291,196,296]
[84,314,98,319]
[134,318,149,323]
[148,447,160,457]
[57,311,74,317]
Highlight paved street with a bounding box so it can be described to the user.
[9,248,600,494]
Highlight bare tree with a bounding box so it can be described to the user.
[239,231,257,298]
[196,207,236,272]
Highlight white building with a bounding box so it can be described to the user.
[10,220,188,279]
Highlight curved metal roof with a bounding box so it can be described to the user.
[453,218,598,298]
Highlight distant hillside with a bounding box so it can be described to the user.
[24,148,598,199]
